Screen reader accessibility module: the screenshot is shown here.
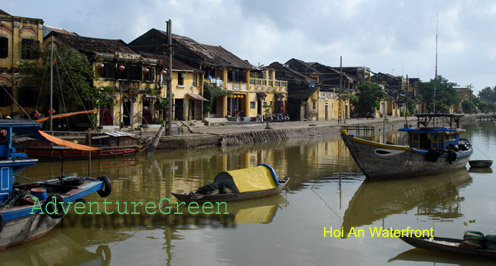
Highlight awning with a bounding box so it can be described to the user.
[2,121,101,151]
[187,93,208,101]
[37,130,101,151]
[275,93,285,99]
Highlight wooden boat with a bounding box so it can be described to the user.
[172,164,289,203]
[16,122,164,161]
[0,119,112,250]
[341,113,473,180]
[469,160,493,168]
[399,236,496,259]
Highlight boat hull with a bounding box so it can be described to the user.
[0,177,105,250]
[172,178,289,203]
[399,236,496,259]
[341,132,472,180]
[20,145,147,161]
[468,160,493,168]
[0,211,62,250]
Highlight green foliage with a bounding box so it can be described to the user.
[476,86,496,112]
[417,75,459,113]
[478,87,496,103]
[203,81,232,115]
[355,81,387,114]
[18,43,93,110]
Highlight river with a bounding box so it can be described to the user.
[0,121,495,265]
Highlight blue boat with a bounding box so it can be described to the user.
[341,114,473,180]
[0,119,111,250]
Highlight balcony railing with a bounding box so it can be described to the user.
[249,78,287,93]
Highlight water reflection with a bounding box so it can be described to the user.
[0,230,111,266]
[7,122,495,265]
[342,169,471,237]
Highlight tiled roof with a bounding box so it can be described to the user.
[156,30,251,69]
[0,10,11,16]
[202,44,252,69]
[46,31,137,55]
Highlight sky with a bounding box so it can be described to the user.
[4,0,496,93]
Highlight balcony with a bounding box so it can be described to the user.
[248,78,287,93]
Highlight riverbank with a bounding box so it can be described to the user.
[156,117,418,149]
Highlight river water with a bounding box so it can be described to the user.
[1,121,495,265]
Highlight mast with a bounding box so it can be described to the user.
[433,14,438,126]
[166,19,173,136]
[49,36,54,133]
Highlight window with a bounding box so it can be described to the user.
[228,70,246,82]
[192,73,197,87]
[0,37,7,58]
[313,101,316,109]
[269,81,273,86]
[178,72,184,86]
[250,101,256,109]
[144,67,154,82]
[98,63,115,79]
[118,65,129,79]
[21,39,39,60]
[130,66,141,80]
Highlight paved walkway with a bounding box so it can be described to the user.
[178,116,417,136]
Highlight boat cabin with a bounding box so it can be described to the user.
[399,114,467,151]
[88,132,139,148]
[0,120,39,201]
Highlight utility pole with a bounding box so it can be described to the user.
[166,19,173,136]
[338,56,343,124]
[405,74,408,127]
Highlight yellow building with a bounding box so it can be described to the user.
[130,29,253,119]
[43,30,205,129]
[247,68,288,119]
[0,10,43,118]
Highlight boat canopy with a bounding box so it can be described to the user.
[214,164,279,193]
[398,127,459,133]
[1,119,100,151]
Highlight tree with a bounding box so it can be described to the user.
[203,81,232,115]
[18,43,93,113]
[478,86,496,104]
[354,81,386,114]
[417,75,459,113]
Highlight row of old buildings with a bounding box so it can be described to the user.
[0,10,472,129]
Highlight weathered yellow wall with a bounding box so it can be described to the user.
[0,13,43,116]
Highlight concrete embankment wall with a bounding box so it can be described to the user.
[157,119,414,150]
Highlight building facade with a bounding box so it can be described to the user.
[0,10,43,118]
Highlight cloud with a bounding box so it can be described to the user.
[4,0,496,91]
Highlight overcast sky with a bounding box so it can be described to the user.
[4,0,496,93]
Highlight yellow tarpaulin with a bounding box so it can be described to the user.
[227,165,277,193]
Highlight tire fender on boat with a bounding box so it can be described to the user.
[97,175,112,197]
[447,150,457,164]
[45,195,65,219]
[0,214,3,233]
